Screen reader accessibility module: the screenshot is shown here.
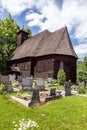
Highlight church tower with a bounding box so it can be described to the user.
[17,28,28,47]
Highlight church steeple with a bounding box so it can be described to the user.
[17,28,28,47]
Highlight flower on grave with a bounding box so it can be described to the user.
[13,118,38,130]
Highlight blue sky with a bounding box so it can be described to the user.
[0,0,87,61]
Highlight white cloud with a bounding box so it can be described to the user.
[0,0,87,59]
[26,12,44,27]
[0,0,35,15]
[74,43,87,59]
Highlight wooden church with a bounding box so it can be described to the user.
[7,26,78,83]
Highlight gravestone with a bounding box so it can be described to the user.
[18,75,22,83]
[29,89,40,106]
[47,77,52,83]
[78,80,87,89]
[64,81,71,96]
[47,77,52,86]
[9,74,15,84]
[50,88,56,96]
[7,84,13,92]
[35,78,45,90]
[22,77,33,90]
[45,88,58,102]
[79,81,86,88]
[0,75,9,85]
[0,75,13,92]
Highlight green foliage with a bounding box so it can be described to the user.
[12,81,19,88]
[0,13,32,74]
[51,79,57,85]
[26,27,32,38]
[78,87,85,94]
[84,56,87,71]
[57,69,66,86]
[77,56,87,83]
[0,84,5,94]
[0,13,20,74]
[57,85,64,90]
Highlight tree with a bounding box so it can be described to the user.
[0,13,32,74]
[57,69,66,86]
[84,56,87,71]
[77,57,87,83]
[0,13,20,74]
[26,28,32,38]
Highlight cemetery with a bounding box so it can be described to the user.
[0,74,63,107]
[0,73,87,107]
[0,71,87,130]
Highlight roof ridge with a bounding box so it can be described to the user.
[33,30,50,55]
[33,29,49,37]
[53,26,66,33]
[54,27,66,52]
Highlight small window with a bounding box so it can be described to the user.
[59,61,64,69]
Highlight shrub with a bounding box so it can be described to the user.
[51,79,57,85]
[0,84,5,94]
[12,80,19,88]
[57,85,64,90]
[78,87,85,94]
[57,69,66,86]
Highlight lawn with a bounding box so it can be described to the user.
[0,94,87,130]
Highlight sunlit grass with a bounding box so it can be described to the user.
[0,95,87,130]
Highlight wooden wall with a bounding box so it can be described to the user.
[7,54,77,83]
[54,55,76,83]
[34,58,54,79]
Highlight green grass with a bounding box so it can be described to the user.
[0,95,87,130]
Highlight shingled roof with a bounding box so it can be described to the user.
[10,26,77,60]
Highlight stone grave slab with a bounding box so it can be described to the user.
[30,89,40,106]
[35,78,45,90]
[64,81,71,96]
[0,75,12,92]
[22,77,33,90]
